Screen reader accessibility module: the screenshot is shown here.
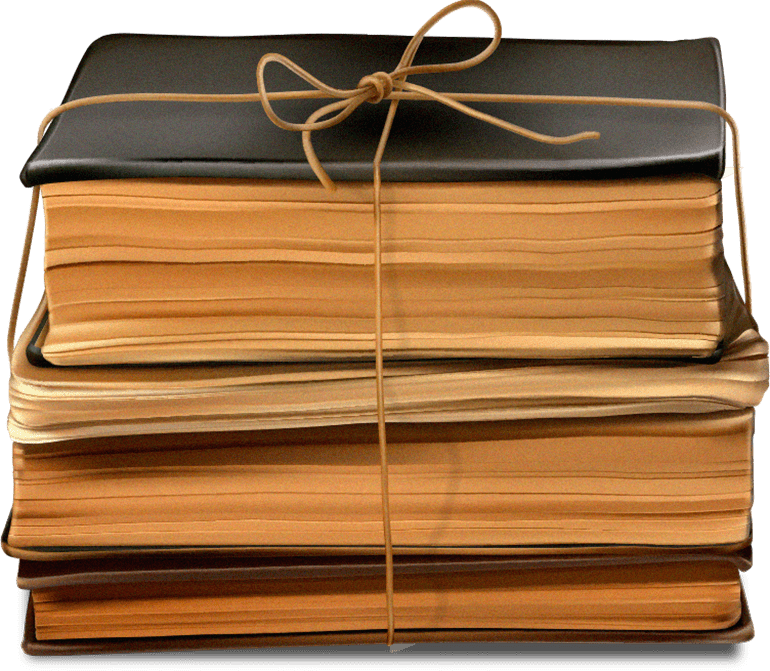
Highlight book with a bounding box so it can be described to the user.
[6,409,753,553]
[21,33,733,365]
[19,552,752,645]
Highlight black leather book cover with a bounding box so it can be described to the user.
[21,34,726,186]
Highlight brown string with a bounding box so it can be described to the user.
[258,1,601,646]
[6,0,753,648]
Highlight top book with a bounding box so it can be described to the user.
[18,32,740,366]
[21,34,726,186]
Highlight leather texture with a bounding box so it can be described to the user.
[15,548,754,590]
[21,34,726,186]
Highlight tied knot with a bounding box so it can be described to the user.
[358,72,394,104]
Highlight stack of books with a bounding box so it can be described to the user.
[3,28,767,654]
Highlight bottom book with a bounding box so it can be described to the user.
[17,550,754,654]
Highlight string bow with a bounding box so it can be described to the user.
[256,0,599,191]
